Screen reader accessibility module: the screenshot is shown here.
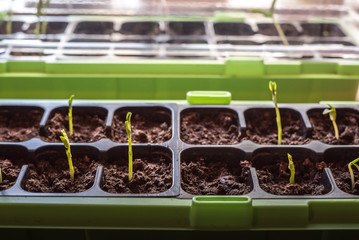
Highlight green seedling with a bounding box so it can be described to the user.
[34,0,50,37]
[269,81,282,145]
[60,129,74,182]
[6,0,14,35]
[348,157,359,191]
[287,153,295,184]
[251,0,288,45]
[322,104,339,140]
[125,112,133,181]
[68,95,75,136]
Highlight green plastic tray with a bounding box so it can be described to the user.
[1,58,359,102]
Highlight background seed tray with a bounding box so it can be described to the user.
[1,101,359,199]
[0,15,358,60]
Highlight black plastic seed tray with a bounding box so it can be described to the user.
[1,101,359,200]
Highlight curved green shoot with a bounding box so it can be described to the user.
[250,0,288,45]
[60,129,74,182]
[68,95,75,136]
[125,112,133,181]
[322,104,339,140]
[348,157,359,191]
[287,153,295,184]
[269,81,282,145]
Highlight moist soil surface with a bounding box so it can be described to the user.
[257,158,327,195]
[329,160,359,195]
[101,156,172,194]
[301,23,345,37]
[0,159,21,191]
[309,110,359,144]
[0,21,24,34]
[181,111,240,145]
[0,108,43,142]
[74,21,114,34]
[214,22,254,36]
[110,111,172,143]
[24,154,98,193]
[257,23,299,36]
[25,22,68,34]
[119,22,160,35]
[244,109,308,145]
[169,22,205,36]
[181,157,251,195]
[41,111,106,143]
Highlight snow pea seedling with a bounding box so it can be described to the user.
[125,112,133,181]
[287,153,295,184]
[68,95,75,136]
[60,129,74,182]
[322,104,339,140]
[35,0,51,36]
[251,0,289,45]
[269,81,282,145]
[348,157,359,190]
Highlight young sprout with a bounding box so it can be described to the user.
[269,81,282,145]
[60,129,74,182]
[125,112,133,181]
[35,0,50,36]
[68,95,75,136]
[348,157,359,191]
[251,0,289,45]
[6,0,14,35]
[287,153,295,184]
[322,104,339,140]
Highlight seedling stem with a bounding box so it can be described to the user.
[68,95,75,136]
[348,157,359,191]
[6,0,14,35]
[287,153,295,184]
[125,112,133,181]
[60,129,74,182]
[322,104,339,140]
[269,81,282,145]
[250,0,288,45]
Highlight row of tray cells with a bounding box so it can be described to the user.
[0,20,349,38]
[0,145,358,196]
[0,105,358,145]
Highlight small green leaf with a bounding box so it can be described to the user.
[322,104,336,122]
[269,81,277,92]
[69,95,75,109]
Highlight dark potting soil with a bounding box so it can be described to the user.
[24,155,98,193]
[0,21,24,34]
[101,156,172,194]
[181,157,251,195]
[0,108,43,142]
[257,158,327,195]
[301,23,345,37]
[41,110,107,143]
[110,111,172,143]
[25,22,68,34]
[243,109,308,145]
[180,110,240,145]
[0,159,21,191]
[168,22,205,36]
[257,23,299,37]
[328,160,359,195]
[308,110,359,144]
[74,21,114,35]
[119,22,160,35]
[214,22,255,36]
